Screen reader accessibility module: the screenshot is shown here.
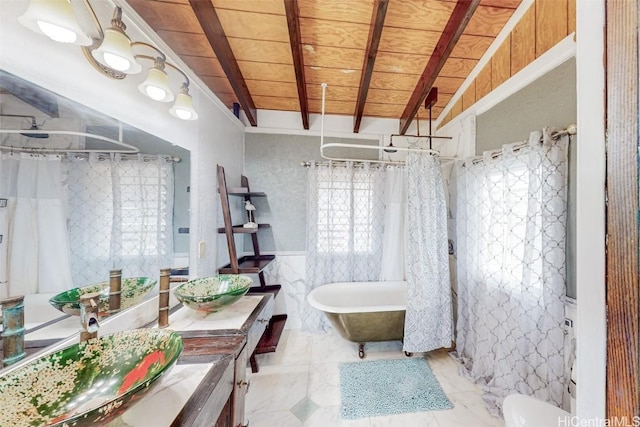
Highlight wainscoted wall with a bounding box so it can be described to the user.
[260,253,307,330]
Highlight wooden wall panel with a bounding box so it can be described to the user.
[475,64,492,100]
[535,0,568,57]
[300,18,369,49]
[451,34,494,60]
[452,98,463,117]
[385,1,455,32]
[511,4,536,76]
[491,35,511,89]
[606,0,640,417]
[370,72,420,91]
[462,81,476,110]
[374,53,429,75]
[298,1,373,24]
[246,80,299,98]
[216,10,290,42]
[378,28,439,56]
[302,45,365,69]
[229,39,293,64]
[238,62,296,82]
[212,0,285,15]
[253,96,299,111]
[567,0,576,35]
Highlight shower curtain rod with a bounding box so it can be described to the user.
[0,128,139,154]
[0,147,180,162]
[301,160,405,168]
[318,83,453,166]
[467,124,577,166]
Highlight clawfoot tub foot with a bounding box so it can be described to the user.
[358,343,365,359]
[404,351,413,357]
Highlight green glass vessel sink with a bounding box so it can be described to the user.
[49,277,157,316]
[174,275,253,312]
[0,328,183,426]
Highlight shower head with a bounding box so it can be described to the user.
[383,142,397,153]
[20,117,49,139]
[0,114,50,138]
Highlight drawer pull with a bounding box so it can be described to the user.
[237,379,251,392]
[258,318,269,324]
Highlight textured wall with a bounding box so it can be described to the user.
[244,134,378,252]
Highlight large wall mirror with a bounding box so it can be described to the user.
[0,70,190,349]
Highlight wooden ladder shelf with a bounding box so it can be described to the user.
[217,165,287,372]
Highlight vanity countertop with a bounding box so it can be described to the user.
[107,294,272,426]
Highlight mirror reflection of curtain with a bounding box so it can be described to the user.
[67,154,174,286]
[455,129,569,414]
[0,153,73,297]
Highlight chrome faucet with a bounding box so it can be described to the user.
[1,295,26,367]
[79,292,101,343]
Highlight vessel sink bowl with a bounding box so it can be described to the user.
[174,274,253,312]
[0,328,183,426]
[49,277,157,316]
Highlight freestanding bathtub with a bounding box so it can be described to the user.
[307,281,407,358]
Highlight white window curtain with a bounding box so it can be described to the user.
[455,129,569,415]
[403,153,452,353]
[0,153,73,296]
[303,161,385,331]
[66,154,174,286]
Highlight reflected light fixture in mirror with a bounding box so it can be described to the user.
[17,0,198,120]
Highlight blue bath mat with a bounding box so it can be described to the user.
[339,358,452,419]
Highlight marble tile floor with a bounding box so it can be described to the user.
[245,328,504,427]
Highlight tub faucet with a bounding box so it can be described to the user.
[79,292,101,343]
[1,295,26,367]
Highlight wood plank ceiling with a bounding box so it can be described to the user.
[128,0,521,133]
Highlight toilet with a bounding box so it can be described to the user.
[503,394,571,427]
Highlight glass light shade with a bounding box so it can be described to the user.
[18,0,91,45]
[92,28,141,74]
[170,92,198,120]
[138,67,174,102]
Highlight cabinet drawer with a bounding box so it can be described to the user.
[246,296,274,355]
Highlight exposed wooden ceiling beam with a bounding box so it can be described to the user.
[353,0,389,133]
[189,0,257,126]
[398,0,480,135]
[284,0,309,130]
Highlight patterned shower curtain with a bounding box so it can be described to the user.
[403,153,453,353]
[303,161,385,332]
[455,129,569,414]
[66,153,174,287]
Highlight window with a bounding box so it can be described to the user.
[313,166,383,255]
